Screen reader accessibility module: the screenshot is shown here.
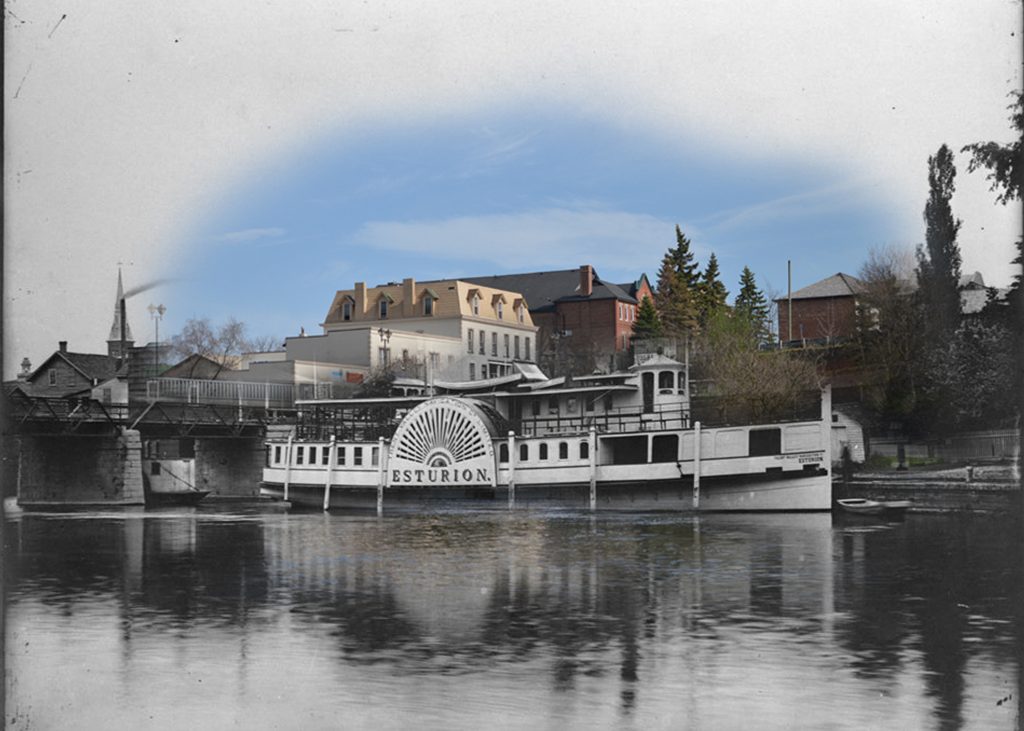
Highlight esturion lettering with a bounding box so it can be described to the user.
[390,465,493,485]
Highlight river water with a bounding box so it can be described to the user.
[4,503,1021,730]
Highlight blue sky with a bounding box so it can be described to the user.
[6,2,1018,371]
[171,110,896,342]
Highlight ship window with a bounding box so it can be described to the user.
[274,446,282,464]
[371,447,379,466]
[580,441,589,460]
[336,446,345,465]
[322,447,330,465]
[652,435,678,463]
[296,447,305,465]
[558,442,568,459]
[749,428,782,457]
[519,443,529,461]
[539,443,549,460]
[499,443,509,462]
[659,371,675,391]
[308,446,318,464]
[151,461,161,475]
[353,447,363,466]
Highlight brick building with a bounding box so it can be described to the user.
[776,272,865,345]
[463,265,654,372]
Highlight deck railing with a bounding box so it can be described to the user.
[145,378,295,408]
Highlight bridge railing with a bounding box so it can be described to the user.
[145,378,295,408]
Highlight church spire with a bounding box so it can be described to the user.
[107,267,134,358]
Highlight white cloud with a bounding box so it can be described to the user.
[215,227,287,244]
[351,208,694,276]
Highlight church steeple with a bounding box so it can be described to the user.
[107,267,135,358]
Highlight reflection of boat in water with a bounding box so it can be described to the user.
[143,458,210,506]
[262,356,833,512]
[835,498,911,519]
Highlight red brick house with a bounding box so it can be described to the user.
[463,265,654,371]
[776,272,865,345]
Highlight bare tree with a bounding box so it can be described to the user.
[244,334,285,353]
[853,245,922,426]
[169,316,254,378]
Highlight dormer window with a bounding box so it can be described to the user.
[472,295,480,316]
[421,287,438,316]
[342,301,353,321]
[378,294,393,320]
[514,298,527,324]
[492,293,507,320]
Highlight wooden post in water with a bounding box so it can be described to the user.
[589,427,597,511]
[283,434,294,502]
[507,431,516,509]
[322,435,336,511]
[693,421,702,511]
[376,436,385,516]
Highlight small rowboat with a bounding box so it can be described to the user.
[836,498,912,518]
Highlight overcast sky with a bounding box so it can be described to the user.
[5,1,1021,374]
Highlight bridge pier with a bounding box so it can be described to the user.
[16,429,145,507]
[193,436,265,498]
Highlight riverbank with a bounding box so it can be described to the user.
[834,463,1021,513]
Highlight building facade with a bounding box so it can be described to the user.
[462,265,654,373]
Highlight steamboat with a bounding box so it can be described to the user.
[261,354,832,511]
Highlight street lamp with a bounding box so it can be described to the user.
[147,303,166,377]
[378,328,392,367]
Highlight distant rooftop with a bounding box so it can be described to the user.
[775,272,865,301]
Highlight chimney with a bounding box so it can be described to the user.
[579,265,593,297]
[59,340,68,353]
[403,277,416,315]
[355,282,367,314]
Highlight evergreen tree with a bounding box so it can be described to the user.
[632,295,664,341]
[915,144,962,335]
[672,225,701,289]
[733,266,771,344]
[696,253,729,325]
[655,251,696,336]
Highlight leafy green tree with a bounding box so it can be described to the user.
[696,253,729,326]
[962,92,1023,205]
[915,144,962,336]
[918,320,1016,433]
[733,266,772,344]
[693,308,820,422]
[632,295,664,341]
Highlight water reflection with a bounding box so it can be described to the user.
[4,508,1021,730]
